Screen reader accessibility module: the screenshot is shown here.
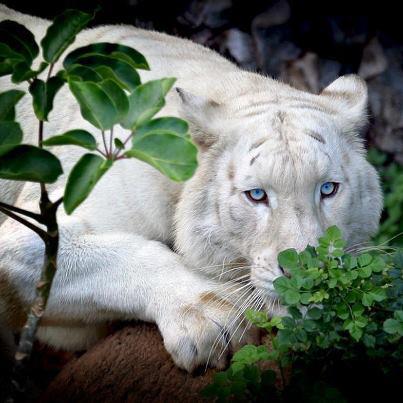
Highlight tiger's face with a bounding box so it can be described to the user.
[174,74,382,304]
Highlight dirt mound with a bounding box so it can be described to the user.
[40,322,215,403]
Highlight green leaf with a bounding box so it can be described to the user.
[362,334,376,348]
[0,121,23,156]
[344,319,363,341]
[11,61,48,84]
[358,253,373,267]
[0,20,39,65]
[303,319,317,332]
[122,78,176,130]
[66,54,140,91]
[0,89,25,120]
[307,307,322,320]
[393,250,403,269]
[125,130,197,181]
[368,256,386,273]
[278,249,299,271]
[68,79,118,130]
[336,303,350,320]
[29,76,65,121]
[300,292,312,304]
[383,319,403,336]
[273,276,292,294]
[231,345,271,366]
[288,306,302,319]
[135,117,189,140]
[358,266,372,278]
[395,310,403,322]
[63,64,103,82]
[0,56,15,78]
[114,138,125,150]
[352,304,365,317]
[64,154,111,214]
[0,145,62,183]
[99,79,129,121]
[0,42,25,68]
[41,9,93,63]
[369,288,387,302]
[63,42,149,71]
[42,129,96,150]
[362,293,373,307]
[284,289,300,305]
[325,225,342,241]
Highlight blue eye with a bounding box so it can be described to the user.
[320,182,339,198]
[245,188,268,204]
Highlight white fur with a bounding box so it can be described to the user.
[0,5,382,371]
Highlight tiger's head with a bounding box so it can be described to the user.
[174,73,382,305]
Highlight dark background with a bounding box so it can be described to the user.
[4,0,403,163]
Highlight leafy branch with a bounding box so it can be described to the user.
[0,8,198,401]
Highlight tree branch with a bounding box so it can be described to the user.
[0,201,45,223]
[52,197,63,210]
[0,206,48,241]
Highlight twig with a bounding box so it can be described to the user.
[0,201,44,223]
[0,207,48,241]
[113,130,135,159]
[101,131,109,158]
[109,127,114,156]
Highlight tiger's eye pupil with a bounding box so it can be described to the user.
[320,182,338,197]
[246,188,267,203]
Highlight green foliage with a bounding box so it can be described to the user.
[0,121,23,156]
[29,76,65,121]
[0,20,39,68]
[0,145,63,183]
[68,79,125,130]
[122,78,176,129]
[42,129,97,150]
[64,154,111,214]
[0,9,198,214]
[367,148,403,246]
[0,89,25,120]
[205,226,403,402]
[40,9,94,64]
[203,345,278,402]
[126,130,197,181]
[63,42,149,71]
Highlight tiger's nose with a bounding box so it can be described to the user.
[279,265,291,278]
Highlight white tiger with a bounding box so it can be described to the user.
[0,5,382,371]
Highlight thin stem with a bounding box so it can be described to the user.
[38,119,44,147]
[11,203,59,400]
[0,201,44,223]
[46,63,54,81]
[96,147,108,158]
[0,206,48,241]
[113,130,135,159]
[109,127,114,156]
[53,197,63,209]
[101,131,109,158]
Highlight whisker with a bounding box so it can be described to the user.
[217,292,262,359]
[205,285,255,368]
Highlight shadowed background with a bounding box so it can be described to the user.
[4,0,403,164]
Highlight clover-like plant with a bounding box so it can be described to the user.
[204,226,403,402]
[0,9,197,396]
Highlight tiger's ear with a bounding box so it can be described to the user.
[176,88,221,150]
[320,75,368,134]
